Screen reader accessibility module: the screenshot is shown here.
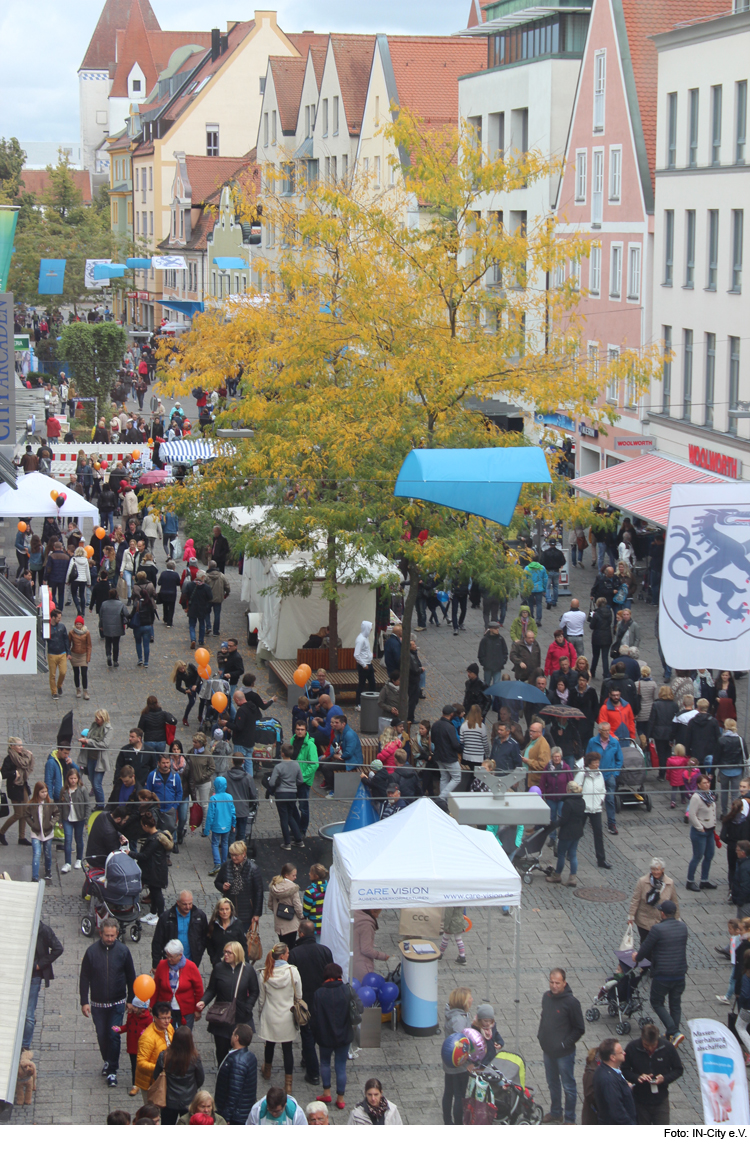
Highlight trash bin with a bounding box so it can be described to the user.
[398,938,440,1036]
[360,691,380,735]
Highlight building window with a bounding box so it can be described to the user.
[737,81,748,163]
[305,105,311,138]
[589,243,601,296]
[592,149,604,225]
[588,341,600,380]
[667,92,677,168]
[206,125,219,157]
[322,99,328,137]
[575,150,587,202]
[664,211,674,286]
[593,50,606,132]
[711,85,722,164]
[570,257,580,290]
[135,167,139,191]
[340,154,348,184]
[627,245,641,300]
[149,166,152,191]
[688,88,699,167]
[511,107,528,156]
[171,210,175,238]
[141,168,146,203]
[625,370,637,409]
[732,209,744,291]
[259,76,266,95]
[488,112,504,158]
[705,332,716,427]
[610,243,622,298]
[683,329,693,420]
[263,113,268,148]
[685,209,696,288]
[729,336,741,435]
[707,209,719,289]
[271,112,276,146]
[112,200,119,225]
[333,95,339,135]
[609,147,621,202]
[606,346,619,402]
[662,326,672,414]
[132,79,141,92]
[135,211,139,234]
[374,156,381,187]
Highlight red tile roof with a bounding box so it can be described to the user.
[269,56,308,133]
[329,35,377,135]
[79,0,159,71]
[309,45,328,89]
[287,31,330,57]
[183,156,253,204]
[21,168,92,206]
[164,20,255,122]
[388,36,486,125]
[109,0,211,100]
[616,0,724,190]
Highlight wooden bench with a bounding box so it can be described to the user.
[268,659,388,702]
[296,648,357,670]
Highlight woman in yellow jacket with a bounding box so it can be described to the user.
[135,1001,173,1101]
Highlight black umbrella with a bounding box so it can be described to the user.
[484,681,549,704]
[56,709,74,749]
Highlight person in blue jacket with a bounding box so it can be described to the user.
[215,1022,257,1124]
[586,723,623,834]
[146,754,183,851]
[204,776,236,876]
[161,511,179,559]
[44,746,80,803]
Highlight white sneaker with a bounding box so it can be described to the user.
[354,705,361,712]
[75,860,82,870]
[61,863,71,874]
[141,913,159,926]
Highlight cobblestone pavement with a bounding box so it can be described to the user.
[0,449,742,1123]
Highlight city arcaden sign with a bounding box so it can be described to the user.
[689,444,742,479]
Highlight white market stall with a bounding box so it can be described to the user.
[0,472,100,523]
[230,506,397,660]
[320,799,524,1037]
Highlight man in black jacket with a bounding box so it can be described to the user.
[187,572,213,648]
[731,841,750,917]
[210,525,230,572]
[23,922,63,1049]
[634,900,688,1047]
[622,1024,683,1124]
[114,727,150,788]
[214,1023,257,1124]
[220,637,245,687]
[685,698,721,766]
[432,705,462,798]
[537,968,585,1124]
[290,921,333,1086]
[463,664,488,716]
[593,1037,637,1124]
[541,538,566,609]
[85,807,130,866]
[151,890,209,968]
[79,919,135,1086]
[590,566,620,607]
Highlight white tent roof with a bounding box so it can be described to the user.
[0,472,99,518]
[333,798,521,909]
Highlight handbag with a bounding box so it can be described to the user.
[619,923,635,952]
[275,900,296,922]
[0,791,8,819]
[189,801,203,830]
[147,1070,167,1107]
[348,984,362,1028]
[165,721,177,745]
[206,962,245,1028]
[613,583,629,606]
[291,984,311,1030]
[246,927,263,963]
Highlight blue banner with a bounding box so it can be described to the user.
[38,259,66,295]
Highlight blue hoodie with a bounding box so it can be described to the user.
[203,776,236,836]
[45,752,81,803]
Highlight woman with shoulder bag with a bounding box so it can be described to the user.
[312,962,362,1111]
[257,942,303,1092]
[151,1024,204,1124]
[79,708,112,808]
[0,736,34,847]
[268,862,304,949]
[195,940,258,1065]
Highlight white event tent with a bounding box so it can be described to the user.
[0,472,99,522]
[320,799,523,1031]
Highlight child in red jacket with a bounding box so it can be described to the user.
[112,997,152,1095]
[665,743,690,807]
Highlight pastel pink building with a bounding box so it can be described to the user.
[555,0,718,477]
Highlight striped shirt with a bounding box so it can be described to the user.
[459,721,490,765]
[302,880,327,933]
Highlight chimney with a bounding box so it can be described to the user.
[211,28,220,61]
[220,34,229,55]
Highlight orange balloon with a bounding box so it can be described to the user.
[212,691,228,713]
[293,663,312,687]
[131,450,141,461]
[94,461,101,470]
[198,664,212,680]
[84,545,95,558]
[194,647,210,666]
[50,490,59,500]
[147,438,154,447]
[17,521,27,533]
[463,916,473,934]
[133,974,156,1002]
[95,527,106,539]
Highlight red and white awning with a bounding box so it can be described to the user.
[571,453,733,529]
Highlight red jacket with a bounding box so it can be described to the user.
[544,639,577,677]
[114,1006,153,1054]
[151,959,204,1018]
[46,416,61,438]
[598,700,636,740]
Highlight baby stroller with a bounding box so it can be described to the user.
[80,851,143,943]
[498,823,555,886]
[466,1053,543,1125]
[254,716,283,760]
[615,738,652,813]
[585,949,652,1035]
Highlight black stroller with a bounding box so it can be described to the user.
[585,949,653,1035]
[81,850,143,942]
[615,738,652,813]
[498,823,555,886]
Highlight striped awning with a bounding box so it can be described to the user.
[571,453,732,528]
[160,439,237,464]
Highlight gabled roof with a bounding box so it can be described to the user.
[386,36,486,125]
[163,20,256,124]
[108,0,211,99]
[287,31,330,57]
[329,35,377,135]
[268,57,308,134]
[79,0,159,71]
[611,0,721,205]
[21,168,92,206]
[308,45,328,88]
[468,0,487,26]
[183,156,252,204]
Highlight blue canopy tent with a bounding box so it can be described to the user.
[394,447,551,525]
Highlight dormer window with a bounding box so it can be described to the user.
[132,80,141,92]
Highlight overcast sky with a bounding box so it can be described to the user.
[0,0,468,144]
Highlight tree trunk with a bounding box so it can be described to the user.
[327,533,339,672]
[398,559,419,724]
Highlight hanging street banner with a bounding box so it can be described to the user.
[689,1018,750,1125]
[0,292,16,454]
[85,259,112,289]
[659,483,750,669]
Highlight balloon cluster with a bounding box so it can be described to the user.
[352,973,400,1015]
[50,488,67,509]
[293,663,311,688]
[194,647,212,682]
[440,1027,487,1072]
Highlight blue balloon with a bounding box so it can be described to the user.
[362,972,385,989]
[358,985,377,1008]
[377,981,399,1006]
[351,978,361,991]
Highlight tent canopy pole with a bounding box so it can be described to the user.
[486,907,492,1001]
[514,906,521,1046]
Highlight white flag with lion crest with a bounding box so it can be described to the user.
[660,483,750,669]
